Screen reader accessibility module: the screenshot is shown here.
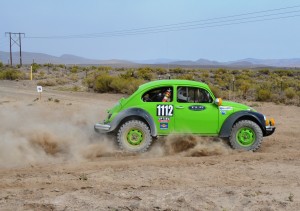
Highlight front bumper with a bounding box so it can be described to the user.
[94,123,111,133]
[265,126,276,136]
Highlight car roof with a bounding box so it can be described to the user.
[138,79,209,90]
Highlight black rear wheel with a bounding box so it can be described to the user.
[117,120,152,153]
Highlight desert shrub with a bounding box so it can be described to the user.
[239,81,251,99]
[70,66,79,73]
[37,71,46,79]
[283,78,299,89]
[256,89,271,101]
[56,78,68,85]
[236,72,251,81]
[37,79,57,86]
[94,74,114,92]
[274,69,289,77]
[85,72,144,94]
[284,87,296,100]
[155,68,167,75]
[71,85,80,92]
[69,73,79,82]
[44,63,53,68]
[230,69,240,75]
[115,67,126,72]
[0,69,25,80]
[110,77,144,94]
[83,77,95,88]
[201,70,210,78]
[176,74,194,80]
[258,69,270,75]
[109,77,128,93]
[57,64,65,69]
[31,63,41,73]
[136,67,154,80]
[215,68,227,75]
[270,93,284,104]
[120,69,135,79]
[90,66,97,70]
[171,67,185,74]
[208,84,222,98]
[126,78,145,94]
[0,61,3,68]
[97,66,111,72]
[215,76,230,90]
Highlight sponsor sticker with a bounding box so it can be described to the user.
[158,117,170,122]
[219,106,233,111]
[188,105,206,111]
[160,123,169,130]
[220,106,233,115]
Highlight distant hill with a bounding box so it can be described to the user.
[229,58,300,68]
[0,51,299,68]
[0,51,133,65]
[138,57,300,68]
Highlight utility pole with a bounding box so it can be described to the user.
[9,33,12,66]
[5,32,25,66]
[19,33,23,66]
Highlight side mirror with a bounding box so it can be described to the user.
[215,98,223,106]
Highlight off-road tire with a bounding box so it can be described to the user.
[117,120,152,153]
[229,120,263,151]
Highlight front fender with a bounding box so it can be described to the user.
[109,108,157,137]
[219,111,265,138]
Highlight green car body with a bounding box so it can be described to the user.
[95,80,276,152]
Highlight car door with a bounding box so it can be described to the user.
[174,86,219,135]
[140,86,175,135]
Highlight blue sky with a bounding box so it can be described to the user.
[1,0,300,62]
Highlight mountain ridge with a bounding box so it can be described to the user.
[0,51,299,67]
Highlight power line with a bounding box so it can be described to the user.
[25,5,300,39]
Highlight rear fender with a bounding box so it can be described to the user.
[109,108,157,136]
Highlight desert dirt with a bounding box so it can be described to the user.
[0,80,299,211]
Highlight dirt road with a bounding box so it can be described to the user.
[0,80,299,211]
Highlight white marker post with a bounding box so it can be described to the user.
[37,86,43,100]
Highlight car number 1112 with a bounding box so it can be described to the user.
[157,105,173,116]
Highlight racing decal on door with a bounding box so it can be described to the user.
[160,123,169,130]
[219,106,233,115]
[158,117,170,122]
[156,105,173,116]
[188,105,206,111]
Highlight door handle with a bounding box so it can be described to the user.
[175,106,184,109]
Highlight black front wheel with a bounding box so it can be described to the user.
[229,120,263,151]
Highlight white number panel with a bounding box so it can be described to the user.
[156,105,173,116]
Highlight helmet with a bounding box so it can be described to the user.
[177,87,190,102]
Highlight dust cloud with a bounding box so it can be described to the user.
[161,134,233,157]
[0,102,233,168]
[0,103,117,168]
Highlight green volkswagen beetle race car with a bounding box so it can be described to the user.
[95,80,275,152]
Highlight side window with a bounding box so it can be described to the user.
[142,87,173,102]
[177,87,213,103]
